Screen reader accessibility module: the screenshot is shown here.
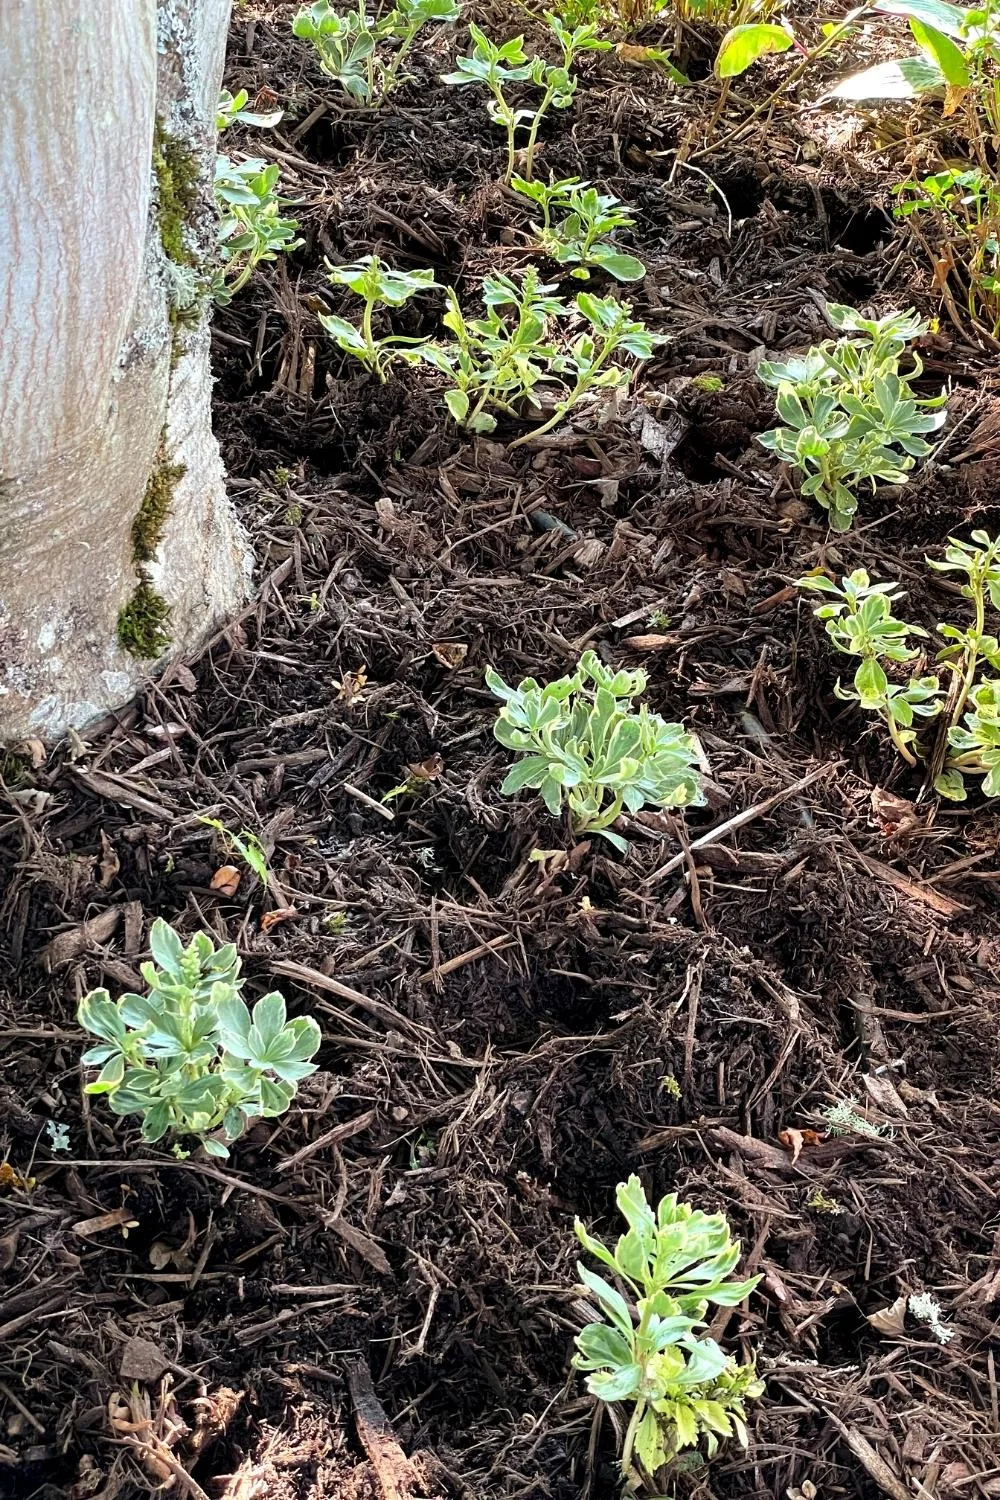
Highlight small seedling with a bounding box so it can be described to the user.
[200,817,272,883]
[78,920,321,1157]
[443,15,609,184]
[757,302,947,531]
[213,156,303,304]
[217,87,285,131]
[320,255,440,379]
[799,531,1000,798]
[487,649,703,851]
[511,176,646,281]
[423,273,662,437]
[573,1175,762,1487]
[796,568,942,765]
[294,0,460,106]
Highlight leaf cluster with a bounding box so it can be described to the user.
[511,175,646,281]
[486,649,703,851]
[573,1176,762,1484]
[798,530,1000,797]
[213,156,303,304]
[78,920,321,1158]
[442,15,609,183]
[757,302,946,531]
[321,260,662,437]
[293,0,460,105]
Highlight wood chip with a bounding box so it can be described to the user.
[72,1208,139,1237]
[321,1214,392,1276]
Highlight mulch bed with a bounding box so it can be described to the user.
[3,3,1000,1497]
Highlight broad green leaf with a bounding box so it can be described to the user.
[830,55,945,99]
[934,767,967,799]
[908,18,970,82]
[588,246,646,282]
[577,1264,635,1337]
[874,0,966,39]
[149,919,185,976]
[587,1362,643,1400]
[251,992,287,1048]
[574,1321,634,1367]
[78,991,126,1044]
[715,23,794,78]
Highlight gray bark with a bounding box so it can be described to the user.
[0,0,248,743]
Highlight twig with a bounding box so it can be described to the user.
[642,766,835,889]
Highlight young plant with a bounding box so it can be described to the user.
[217,87,285,131]
[421,272,662,437]
[213,156,303,304]
[796,569,943,764]
[417,267,565,432]
[320,255,440,379]
[200,817,272,882]
[757,302,947,531]
[533,289,661,442]
[486,649,703,852]
[511,175,646,281]
[799,531,1000,798]
[573,1176,762,1488]
[443,15,609,184]
[294,0,460,106]
[78,920,321,1158]
[894,167,1000,338]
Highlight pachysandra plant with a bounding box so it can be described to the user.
[511,175,646,281]
[320,255,441,379]
[78,920,322,1158]
[294,0,460,106]
[486,649,703,851]
[443,14,609,184]
[573,1176,762,1489]
[757,303,947,531]
[799,530,1000,799]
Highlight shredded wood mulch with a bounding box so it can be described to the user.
[3,3,1000,1498]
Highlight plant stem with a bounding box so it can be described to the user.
[884,707,918,767]
[950,580,985,729]
[523,87,555,181]
[362,297,384,380]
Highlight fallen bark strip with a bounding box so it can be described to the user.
[642,765,836,889]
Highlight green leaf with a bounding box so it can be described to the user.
[830,55,946,99]
[577,1264,635,1337]
[855,658,889,704]
[84,1053,126,1095]
[202,1137,231,1158]
[874,0,966,39]
[251,992,287,1049]
[934,767,968,800]
[715,23,794,78]
[588,246,646,282]
[907,18,970,83]
[574,1321,635,1368]
[78,991,125,1044]
[587,1363,643,1400]
[149,919,185,977]
[260,1076,295,1116]
[445,388,470,422]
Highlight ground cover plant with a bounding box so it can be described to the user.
[3,4,1000,1500]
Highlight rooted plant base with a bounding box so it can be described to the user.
[3,5,1000,1499]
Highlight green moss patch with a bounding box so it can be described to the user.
[117,579,172,660]
[153,120,200,267]
[133,457,185,563]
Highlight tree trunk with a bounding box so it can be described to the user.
[0,0,248,744]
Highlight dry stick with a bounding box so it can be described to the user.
[49,1159,303,1208]
[269,957,431,1039]
[641,765,836,890]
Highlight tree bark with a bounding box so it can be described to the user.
[0,0,248,743]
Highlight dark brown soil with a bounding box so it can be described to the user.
[3,4,1000,1499]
